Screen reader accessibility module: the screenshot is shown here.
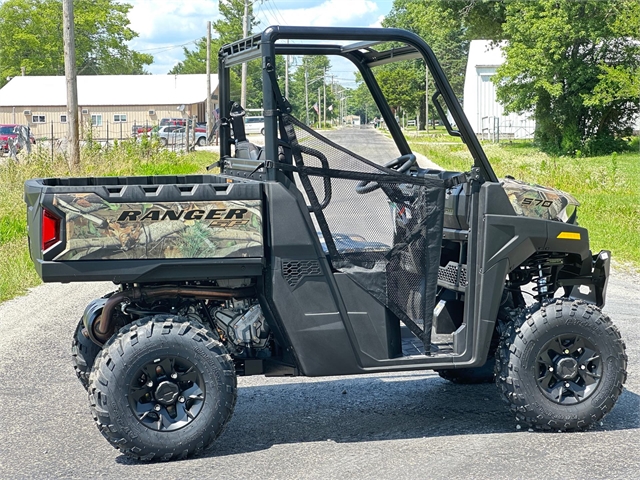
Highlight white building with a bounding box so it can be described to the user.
[0,74,218,140]
[463,40,535,140]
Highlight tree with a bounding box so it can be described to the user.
[170,0,258,75]
[0,0,153,87]
[287,55,332,123]
[491,0,640,154]
[350,73,380,125]
[169,0,268,109]
[169,37,210,75]
[382,0,469,99]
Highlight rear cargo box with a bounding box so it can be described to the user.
[25,175,264,283]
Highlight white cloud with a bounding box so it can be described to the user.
[121,0,391,74]
[257,0,379,27]
[124,0,222,73]
[127,0,220,43]
[368,14,385,28]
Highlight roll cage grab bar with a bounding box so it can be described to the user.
[218,25,498,183]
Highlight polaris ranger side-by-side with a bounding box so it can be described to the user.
[24,26,626,461]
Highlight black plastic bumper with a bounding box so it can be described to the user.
[569,250,611,307]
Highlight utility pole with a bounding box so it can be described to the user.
[317,87,321,128]
[62,0,79,167]
[304,66,309,125]
[240,0,250,107]
[285,39,289,99]
[323,67,326,128]
[425,66,429,132]
[206,21,212,145]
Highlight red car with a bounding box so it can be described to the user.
[0,124,36,153]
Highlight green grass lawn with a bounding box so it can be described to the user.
[0,142,218,302]
[409,133,640,269]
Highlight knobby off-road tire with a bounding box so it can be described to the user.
[88,315,237,461]
[495,299,627,431]
[71,319,101,390]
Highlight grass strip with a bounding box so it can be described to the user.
[410,135,640,269]
[0,140,218,302]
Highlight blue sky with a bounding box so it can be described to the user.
[125,0,397,83]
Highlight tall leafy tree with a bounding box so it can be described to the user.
[287,55,332,122]
[380,1,470,128]
[0,0,153,87]
[170,0,258,75]
[492,0,640,154]
[170,0,267,109]
[382,0,468,98]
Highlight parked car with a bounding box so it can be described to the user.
[155,126,207,147]
[159,118,206,134]
[0,124,35,154]
[244,115,265,135]
[131,123,154,136]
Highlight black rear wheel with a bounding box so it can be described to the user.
[495,299,627,430]
[71,319,101,390]
[88,315,237,461]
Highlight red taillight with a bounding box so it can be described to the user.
[42,209,60,250]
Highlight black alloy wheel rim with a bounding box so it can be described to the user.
[128,356,205,432]
[536,333,602,405]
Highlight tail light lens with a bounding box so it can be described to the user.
[42,209,61,250]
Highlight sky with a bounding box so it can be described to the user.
[125,0,397,84]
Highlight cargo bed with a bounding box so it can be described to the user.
[25,174,265,283]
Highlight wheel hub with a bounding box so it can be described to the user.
[536,333,603,405]
[128,355,205,432]
[155,381,180,405]
[555,357,578,380]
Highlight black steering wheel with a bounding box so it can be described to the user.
[355,153,417,194]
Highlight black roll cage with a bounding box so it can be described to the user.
[218,25,497,183]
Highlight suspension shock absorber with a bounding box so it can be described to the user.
[531,253,553,303]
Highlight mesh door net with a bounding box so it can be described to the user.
[280,114,445,352]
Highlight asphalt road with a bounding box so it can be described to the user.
[1,127,639,479]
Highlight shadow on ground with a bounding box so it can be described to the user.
[114,373,640,464]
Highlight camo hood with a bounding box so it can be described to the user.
[501,177,579,223]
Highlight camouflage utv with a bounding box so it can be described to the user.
[25,26,626,461]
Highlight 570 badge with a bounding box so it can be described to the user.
[522,198,553,208]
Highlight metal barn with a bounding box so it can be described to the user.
[463,40,535,141]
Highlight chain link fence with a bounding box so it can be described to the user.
[480,116,535,142]
[1,118,221,161]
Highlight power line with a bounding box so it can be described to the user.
[264,0,288,25]
[136,39,199,53]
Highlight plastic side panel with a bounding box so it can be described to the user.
[334,273,401,365]
[35,257,264,283]
[25,179,265,280]
[264,182,361,376]
[269,266,360,376]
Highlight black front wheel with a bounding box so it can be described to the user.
[88,315,237,461]
[495,299,627,430]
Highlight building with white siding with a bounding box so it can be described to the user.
[0,74,219,141]
[463,40,534,140]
